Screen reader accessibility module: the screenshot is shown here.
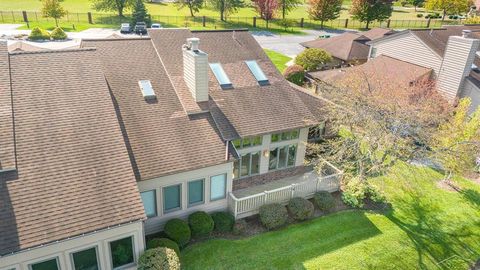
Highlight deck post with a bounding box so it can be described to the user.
[291,183,296,198]
[264,191,268,204]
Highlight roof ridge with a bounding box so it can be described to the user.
[9,47,95,55]
[82,37,151,42]
[191,28,248,33]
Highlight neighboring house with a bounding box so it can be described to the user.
[300,28,395,66]
[0,29,333,270]
[367,25,480,110]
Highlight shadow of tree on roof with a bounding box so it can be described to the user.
[0,170,20,256]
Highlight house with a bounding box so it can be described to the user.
[0,29,336,270]
[367,25,480,110]
[300,28,396,66]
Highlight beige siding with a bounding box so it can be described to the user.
[460,78,480,113]
[183,48,209,102]
[138,162,233,235]
[371,32,443,76]
[0,222,144,270]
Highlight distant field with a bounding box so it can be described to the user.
[0,0,428,20]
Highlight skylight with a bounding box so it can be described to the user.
[209,63,233,89]
[138,80,156,100]
[245,60,269,86]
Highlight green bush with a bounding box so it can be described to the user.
[294,48,332,71]
[283,64,305,86]
[342,178,387,208]
[314,191,335,211]
[259,203,288,229]
[365,183,387,204]
[164,219,191,247]
[138,247,180,270]
[416,13,424,18]
[232,219,247,235]
[211,212,235,232]
[188,211,214,237]
[50,27,67,40]
[29,27,50,41]
[146,238,180,255]
[288,197,314,220]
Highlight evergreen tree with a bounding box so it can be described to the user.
[131,0,151,26]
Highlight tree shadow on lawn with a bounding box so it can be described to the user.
[460,189,480,210]
[182,211,382,270]
[384,171,480,269]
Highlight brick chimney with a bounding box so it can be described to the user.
[437,30,480,102]
[183,38,209,102]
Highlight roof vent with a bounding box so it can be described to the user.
[187,38,200,52]
[138,80,156,100]
[462,30,472,38]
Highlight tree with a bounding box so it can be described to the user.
[252,0,279,20]
[91,0,136,17]
[307,0,343,28]
[278,0,302,19]
[209,0,243,21]
[131,0,151,25]
[407,0,424,12]
[294,48,332,71]
[176,0,204,17]
[425,0,472,20]
[431,98,480,181]
[350,0,393,29]
[41,0,67,27]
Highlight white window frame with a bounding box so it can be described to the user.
[187,178,205,207]
[107,235,136,270]
[234,151,261,179]
[140,189,157,218]
[69,245,101,270]
[28,256,60,270]
[268,144,297,171]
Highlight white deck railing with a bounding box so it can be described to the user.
[228,160,343,219]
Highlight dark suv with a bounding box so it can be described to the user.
[134,22,147,35]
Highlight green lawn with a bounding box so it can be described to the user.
[181,163,480,269]
[264,49,292,73]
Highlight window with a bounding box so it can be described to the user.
[72,247,100,270]
[138,80,156,100]
[140,190,157,218]
[233,151,260,179]
[163,184,181,212]
[209,63,233,89]
[370,47,377,58]
[210,174,227,201]
[110,236,134,269]
[30,258,59,270]
[188,179,204,206]
[269,144,297,171]
[232,136,262,150]
[245,60,269,86]
[271,129,299,143]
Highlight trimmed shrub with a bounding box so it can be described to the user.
[288,197,314,220]
[188,211,214,237]
[416,13,424,18]
[50,27,67,40]
[211,212,235,232]
[164,218,191,247]
[259,203,288,229]
[29,27,50,40]
[314,191,335,211]
[146,238,180,255]
[294,48,332,71]
[283,64,305,86]
[138,247,180,270]
[232,219,247,235]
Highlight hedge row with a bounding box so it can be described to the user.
[29,27,67,40]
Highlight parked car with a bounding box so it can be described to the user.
[134,22,147,35]
[120,23,131,34]
[151,23,162,29]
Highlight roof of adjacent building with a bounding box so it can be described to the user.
[0,47,145,256]
[147,29,319,140]
[300,28,395,61]
[309,55,432,89]
[81,38,229,181]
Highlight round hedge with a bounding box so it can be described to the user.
[29,27,50,41]
[146,238,180,255]
[287,197,314,220]
[188,211,214,237]
[294,48,332,71]
[138,247,180,270]
[211,212,235,232]
[164,218,191,247]
[283,64,305,86]
[314,191,335,211]
[51,27,67,40]
[259,203,288,230]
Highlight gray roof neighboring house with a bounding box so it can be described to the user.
[0,46,146,256]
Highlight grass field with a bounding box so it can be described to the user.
[181,163,480,269]
[264,49,292,73]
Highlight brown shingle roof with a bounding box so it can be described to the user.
[362,28,396,40]
[0,41,16,172]
[301,32,371,61]
[309,55,432,89]
[81,38,229,180]
[148,29,319,139]
[0,48,145,255]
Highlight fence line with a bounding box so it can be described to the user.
[0,10,462,30]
